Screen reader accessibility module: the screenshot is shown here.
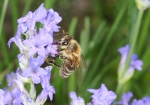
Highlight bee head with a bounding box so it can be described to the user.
[58,34,72,49]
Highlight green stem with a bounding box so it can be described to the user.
[29,81,36,100]
[116,82,124,98]
[121,10,144,79]
[0,0,9,36]
[116,10,144,97]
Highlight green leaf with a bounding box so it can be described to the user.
[137,9,150,54]
[80,17,90,55]
[10,0,19,33]
[85,3,126,83]
[68,17,78,36]
[0,0,9,36]
[89,20,107,49]
[22,0,33,16]
[44,0,56,9]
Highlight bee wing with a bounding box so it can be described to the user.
[76,64,82,83]
[76,54,87,83]
[81,54,88,70]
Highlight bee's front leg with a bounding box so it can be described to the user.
[45,58,61,68]
[55,54,67,59]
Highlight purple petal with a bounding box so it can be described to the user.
[118,44,130,64]
[17,11,33,23]
[41,77,50,89]
[30,56,44,69]
[46,45,58,57]
[70,92,77,100]
[123,92,133,102]
[36,89,48,104]
[130,54,143,71]
[100,84,109,93]
[22,68,33,77]
[36,68,48,76]
[131,60,143,70]
[87,89,97,94]
[23,38,36,47]
[41,67,52,89]
[38,47,46,57]
[131,54,138,60]
[12,88,21,98]
[33,3,47,21]
[0,89,4,96]
[47,9,62,24]
[47,86,55,101]
[17,11,35,29]
[4,92,12,104]
[7,37,15,48]
[14,79,24,92]
[26,19,35,29]
[18,23,27,33]
[36,29,53,46]
[118,44,130,56]
[88,83,117,105]
[7,36,29,53]
[13,97,23,105]
[32,75,40,84]
[28,47,37,57]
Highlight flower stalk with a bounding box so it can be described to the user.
[116,10,144,96]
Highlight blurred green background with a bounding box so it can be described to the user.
[0,0,150,105]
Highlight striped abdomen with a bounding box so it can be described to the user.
[59,58,78,78]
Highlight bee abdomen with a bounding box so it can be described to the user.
[59,67,75,78]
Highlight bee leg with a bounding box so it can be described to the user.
[45,58,61,68]
[55,54,67,59]
[57,49,64,52]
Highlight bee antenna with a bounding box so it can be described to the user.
[62,30,65,36]
[62,30,69,36]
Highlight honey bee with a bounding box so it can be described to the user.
[46,30,87,82]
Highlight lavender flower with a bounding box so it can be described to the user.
[40,66,52,89]
[41,8,62,34]
[0,89,6,105]
[115,92,150,105]
[132,97,150,105]
[35,86,55,104]
[23,28,53,58]
[70,92,85,105]
[88,83,117,105]
[0,89,12,105]
[8,35,29,53]
[12,88,24,104]
[135,0,150,10]
[17,3,47,31]
[118,44,143,83]
[8,3,61,59]
[5,3,62,104]
[21,56,48,84]
[114,92,133,105]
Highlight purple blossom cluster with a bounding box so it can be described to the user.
[114,92,150,105]
[0,3,62,104]
[135,0,150,10]
[70,85,150,105]
[118,44,143,83]
[70,84,117,105]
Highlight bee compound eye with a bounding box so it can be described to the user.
[62,41,68,45]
